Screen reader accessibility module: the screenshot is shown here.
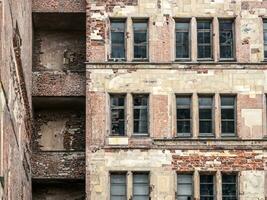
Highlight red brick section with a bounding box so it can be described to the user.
[152,95,170,138]
[32,71,86,96]
[86,91,106,146]
[172,150,264,171]
[31,152,85,179]
[86,0,138,62]
[32,0,86,12]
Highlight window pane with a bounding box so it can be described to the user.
[133,22,147,31]
[199,97,213,106]
[222,174,237,200]
[177,97,191,106]
[199,109,212,119]
[111,21,125,59]
[221,96,235,106]
[200,175,214,200]
[133,173,149,200]
[264,21,267,58]
[134,32,147,44]
[110,174,127,200]
[134,46,147,59]
[111,95,125,135]
[177,121,191,134]
[221,121,234,133]
[221,109,234,119]
[219,20,234,59]
[133,95,148,134]
[199,121,212,134]
[176,21,190,59]
[177,174,193,200]
[197,20,212,59]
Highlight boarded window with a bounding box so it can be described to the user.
[200,175,215,200]
[199,96,214,136]
[110,173,127,200]
[133,94,149,135]
[219,20,234,59]
[177,174,193,200]
[176,96,192,137]
[110,95,126,136]
[221,96,236,136]
[133,173,150,200]
[133,21,148,59]
[197,20,212,59]
[176,21,190,59]
[111,20,125,59]
[264,20,267,59]
[222,174,237,200]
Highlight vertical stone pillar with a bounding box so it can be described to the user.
[216,170,222,200]
[213,17,219,62]
[215,93,220,138]
[194,170,200,200]
[126,17,133,62]
[192,93,198,138]
[191,17,197,62]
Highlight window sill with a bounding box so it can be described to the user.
[132,59,149,62]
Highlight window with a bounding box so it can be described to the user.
[221,96,236,136]
[110,95,126,136]
[264,20,267,59]
[177,174,193,200]
[111,20,126,59]
[222,174,237,200]
[176,96,192,137]
[110,173,127,200]
[133,94,149,135]
[219,20,234,59]
[133,20,148,59]
[197,20,212,59]
[200,175,215,200]
[198,96,214,136]
[133,173,150,200]
[176,20,190,59]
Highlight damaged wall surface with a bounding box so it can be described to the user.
[0,0,32,199]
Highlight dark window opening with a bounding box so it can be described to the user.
[200,175,215,200]
[133,94,149,135]
[110,95,126,136]
[177,174,193,200]
[176,21,190,59]
[219,20,234,59]
[133,173,150,200]
[199,96,214,137]
[110,173,127,200]
[176,96,192,137]
[221,96,236,136]
[111,20,126,59]
[197,20,212,59]
[222,174,237,200]
[264,20,267,59]
[133,20,148,59]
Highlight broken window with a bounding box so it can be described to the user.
[176,20,190,59]
[133,94,148,135]
[177,174,193,200]
[200,175,215,200]
[133,173,150,200]
[222,174,237,200]
[219,20,234,59]
[176,96,192,137]
[264,20,267,59]
[110,173,127,200]
[110,95,126,136]
[221,96,236,136]
[133,20,148,59]
[197,20,212,59]
[111,20,126,59]
[199,96,214,137]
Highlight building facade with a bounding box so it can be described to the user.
[0,0,267,199]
